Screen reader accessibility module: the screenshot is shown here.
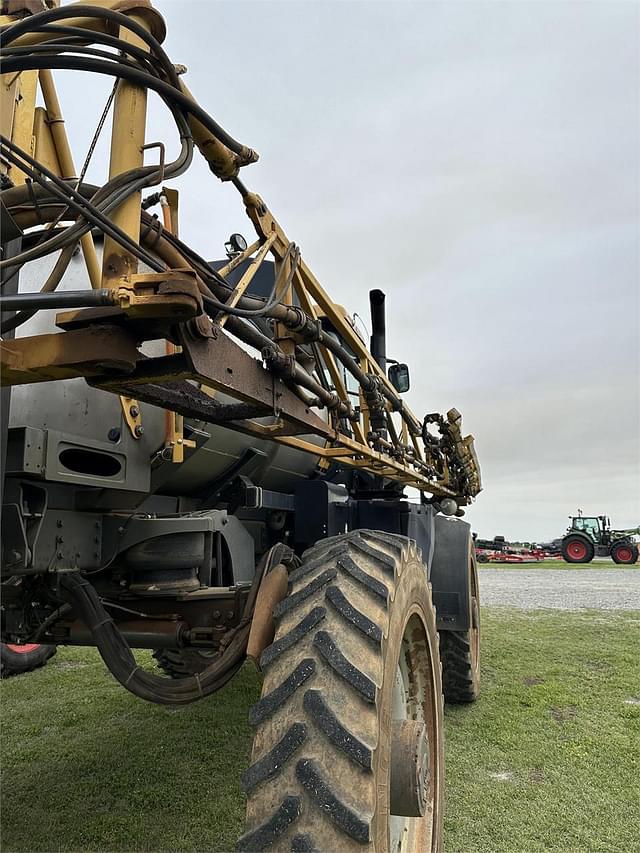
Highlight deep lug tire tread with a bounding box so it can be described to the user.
[439,630,478,703]
[239,530,443,853]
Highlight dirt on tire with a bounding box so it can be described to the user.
[239,530,444,853]
[0,643,56,678]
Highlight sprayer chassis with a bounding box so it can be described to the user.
[1,2,482,849]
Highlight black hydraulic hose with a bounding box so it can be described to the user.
[232,176,249,197]
[0,46,193,272]
[263,347,349,415]
[1,5,185,112]
[0,146,164,275]
[0,54,256,163]
[0,181,421,433]
[0,242,76,334]
[0,3,155,45]
[58,543,297,705]
[60,571,243,704]
[0,185,275,354]
[1,126,192,271]
[2,136,190,242]
[33,23,181,86]
[318,330,374,390]
[310,341,333,394]
[0,288,114,312]
[2,43,163,77]
[32,603,73,642]
[3,30,184,111]
[224,316,277,353]
[0,138,165,272]
[203,245,299,320]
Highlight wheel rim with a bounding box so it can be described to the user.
[616,547,632,562]
[4,643,41,654]
[567,541,587,560]
[389,610,441,852]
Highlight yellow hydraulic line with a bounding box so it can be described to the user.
[177,78,256,179]
[38,69,101,291]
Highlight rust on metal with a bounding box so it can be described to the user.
[55,272,203,330]
[0,326,139,385]
[389,719,430,818]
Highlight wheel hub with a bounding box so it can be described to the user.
[390,719,430,817]
[568,541,587,559]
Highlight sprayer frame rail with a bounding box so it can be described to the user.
[0,0,480,505]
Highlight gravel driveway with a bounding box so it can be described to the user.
[479,568,640,610]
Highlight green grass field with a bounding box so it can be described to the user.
[2,608,639,853]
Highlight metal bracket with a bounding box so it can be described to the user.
[120,395,143,440]
[54,271,203,331]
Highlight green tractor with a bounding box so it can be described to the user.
[561,513,640,565]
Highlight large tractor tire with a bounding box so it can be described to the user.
[439,546,480,704]
[239,530,444,853]
[611,542,639,565]
[561,536,594,564]
[0,642,56,678]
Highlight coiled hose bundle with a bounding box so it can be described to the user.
[59,543,298,705]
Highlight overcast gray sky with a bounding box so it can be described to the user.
[57,0,639,541]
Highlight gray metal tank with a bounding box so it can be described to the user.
[8,246,320,499]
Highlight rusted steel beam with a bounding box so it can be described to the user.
[55,272,203,330]
[111,381,271,425]
[91,353,190,387]
[0,325,139,385]
[88,329,333,437]
[179,330,334,438]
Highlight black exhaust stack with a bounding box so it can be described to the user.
[369,289,386,372]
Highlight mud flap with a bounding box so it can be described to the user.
[430,515,473,632]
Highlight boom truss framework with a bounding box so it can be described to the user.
[0,0,481,504]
